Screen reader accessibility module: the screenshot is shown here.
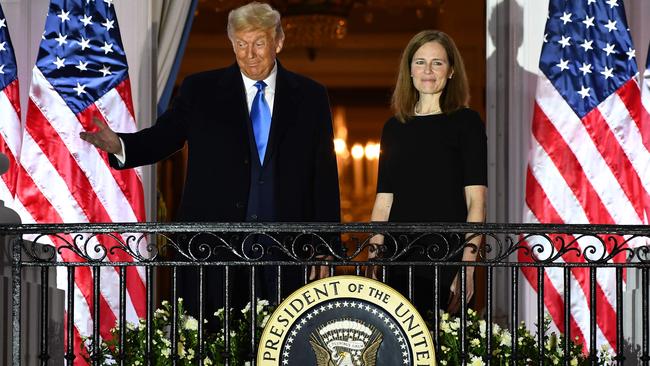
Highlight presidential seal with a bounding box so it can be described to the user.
[257,275,436,366]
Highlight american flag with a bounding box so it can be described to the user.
[641,45,650,117]
[0,4,21,207]
[13,0,147,363]
[521,0,650,354]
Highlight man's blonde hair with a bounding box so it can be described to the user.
[227,2,284,41]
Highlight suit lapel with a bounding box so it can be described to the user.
[217,64,253,158]
[217,63,250,125]
[264,62,300,166]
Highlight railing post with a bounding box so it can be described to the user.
[537,266,544,366]
[485,266,492,366]
[118,266,127,366]
[510,266,519,364]
[146,266,154,366]
[65,267,75,365]
[39,267,49,365]
[590,267,597,366]
[11,236,21,366]
[563,267,571,366]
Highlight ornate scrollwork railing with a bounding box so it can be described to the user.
[4,222,649,265]
[5,222,650,366]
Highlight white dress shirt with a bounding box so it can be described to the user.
[241,62,277,114]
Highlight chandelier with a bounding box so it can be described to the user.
[201,0,445,49]
[275,1,354,49]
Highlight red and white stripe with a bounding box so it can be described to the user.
[15,67,147,364]
[0,77,21,208]
[643,66,650,151]
[521,73,650,353]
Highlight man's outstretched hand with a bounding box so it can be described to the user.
[79,117,121,154]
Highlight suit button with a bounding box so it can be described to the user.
[235,202,244,209]
[250,214,258,220]
[244,159,249,165]
[258,180,264,185]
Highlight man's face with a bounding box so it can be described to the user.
[232,28,283,80]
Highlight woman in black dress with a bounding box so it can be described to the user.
[368,30,487,315]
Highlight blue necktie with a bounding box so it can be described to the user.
[250,80,271,163]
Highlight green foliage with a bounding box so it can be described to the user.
[206,300,273,366]
[85,300,617,365]
[83,298,274,365]
[433,309,615,365]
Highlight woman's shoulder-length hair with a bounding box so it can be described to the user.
[391,30,470,123]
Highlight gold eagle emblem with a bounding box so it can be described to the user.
[309,318,383,366]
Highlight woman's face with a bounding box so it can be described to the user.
[410,41,453,96]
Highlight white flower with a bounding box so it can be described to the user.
[184,316,198,331]
[215,308,224,318]
[187,348,195,360]
[470,338,481,347]
[478,320,486,337]
[499,330,511,347]
[257,299,269,313]
[155,308,168,317]
[161,346,171,358]
[450,319,460,330]
[242,301,252,314]
[440,322,452,334]
[440,361,447,365]
[261,314,271,328]
[204,358,213,365]
[469,355,485,366]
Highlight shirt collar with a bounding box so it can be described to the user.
[241,62,278,92]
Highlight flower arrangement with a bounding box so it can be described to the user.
[434,308,615,365]
[207,299,273,366]
[83,298,274,365]
[86,300,616,365]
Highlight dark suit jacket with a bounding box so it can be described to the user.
[111,62,340,223]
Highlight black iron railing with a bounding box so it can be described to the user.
[4,222,650,365]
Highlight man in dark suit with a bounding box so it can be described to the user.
[80,1,340,321]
